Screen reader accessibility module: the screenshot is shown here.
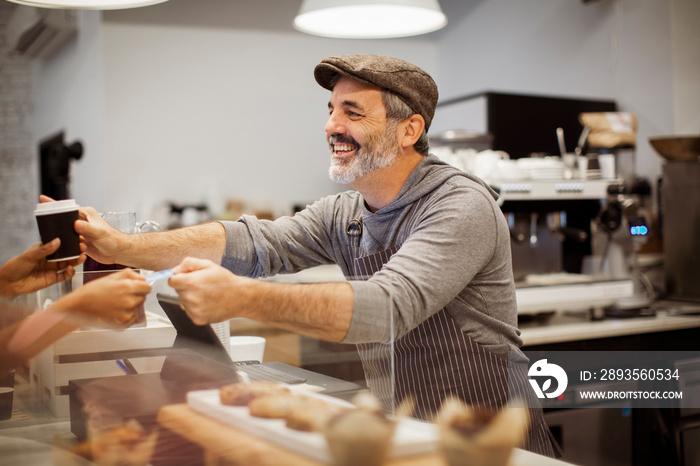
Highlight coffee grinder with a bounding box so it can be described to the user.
[595,177,655,315]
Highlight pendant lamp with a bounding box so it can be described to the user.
[294,0,447,39]
[5,0,169,9]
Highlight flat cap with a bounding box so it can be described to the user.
[314,54,438,131]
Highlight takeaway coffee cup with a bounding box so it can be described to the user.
[34,199,81,262]
[229,336,266,363]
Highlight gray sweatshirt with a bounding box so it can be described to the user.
[220,154,522,358]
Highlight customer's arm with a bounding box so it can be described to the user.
[0,269,151,377]
[0,305,77,377]
[0,239,84,299]
[51,268,152,324]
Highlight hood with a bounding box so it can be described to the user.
[376,154,500,214]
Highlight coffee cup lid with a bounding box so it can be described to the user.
[34,199,79,216]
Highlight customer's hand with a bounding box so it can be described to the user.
[0,239,86,299]
[169,257,246,325]
[53,269,151,327]
[40,194,125,267]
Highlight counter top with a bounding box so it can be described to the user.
[520,307,700,346]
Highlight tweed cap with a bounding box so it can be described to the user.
[314,54,438,131]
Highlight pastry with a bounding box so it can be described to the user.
[248,393,325,419]
[437,398,529,466]
[64,419,158,466]
[219,381,290,406]
[285,403,345,432]
[323,392,397,466]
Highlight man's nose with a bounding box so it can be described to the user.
[325,111,345,136]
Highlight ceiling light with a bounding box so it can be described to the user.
[5,0,169,9]
[294,0,447,39]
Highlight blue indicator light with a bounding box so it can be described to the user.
[630,226,648,236]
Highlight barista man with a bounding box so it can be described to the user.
[61,54,559,457]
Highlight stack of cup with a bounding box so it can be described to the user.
[577,155,589,179]
[229,336,266,363]
[598,154,616,179]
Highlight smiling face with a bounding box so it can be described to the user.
[325,77,401,185]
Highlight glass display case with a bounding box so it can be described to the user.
[1,266,571,465]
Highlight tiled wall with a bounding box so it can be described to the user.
[0,4,38,264]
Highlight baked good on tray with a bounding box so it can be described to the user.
[436,397,529,466]
[285,401,347,432]
[59,419,158,466]
[248,393,325,419]
[323,392,398,466]
[219,381,290,406]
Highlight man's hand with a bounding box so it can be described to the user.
[169,257,353,342]
[55,269,152,327]
[40,194,125,266]
[41,195,227,272]
[168,257,244,325]
[0,239,86,299]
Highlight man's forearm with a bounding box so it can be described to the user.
[242,280,354,342]
[119,222,227,271]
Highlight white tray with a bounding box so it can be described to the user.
[187,388,438,462]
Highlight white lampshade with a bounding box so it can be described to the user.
[294,0,447,39]
[5,0,169,9]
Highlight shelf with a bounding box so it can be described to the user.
[491,179,613,201]
[515,279,634,314]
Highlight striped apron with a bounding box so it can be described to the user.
[345,218,560,457]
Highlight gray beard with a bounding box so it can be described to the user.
[329,121,400,184]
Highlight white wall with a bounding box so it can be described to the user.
[100,2,436,221]
[34,10,106,211]
[670,0,700,134]
[30,0,698,224]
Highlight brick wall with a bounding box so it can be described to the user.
[0,3,38,264]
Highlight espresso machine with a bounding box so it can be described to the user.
[430,92,635,317]
[505,199,595,280]
[496,184,633,317]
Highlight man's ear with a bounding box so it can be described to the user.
[399,114,425,148]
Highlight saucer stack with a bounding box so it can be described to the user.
[516,158,564,180]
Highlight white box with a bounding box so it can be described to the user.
[30,312,176,417]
